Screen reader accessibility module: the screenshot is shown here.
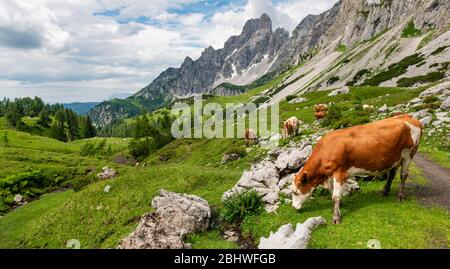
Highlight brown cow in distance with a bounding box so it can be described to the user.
[291,114,423,224]
[314,104,328,120]
[283,116,300,138]
[244,128,258,146]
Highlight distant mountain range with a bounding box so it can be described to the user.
[62,102,100,115]
[88,0,450,127]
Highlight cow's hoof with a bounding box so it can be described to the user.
[332,217,341,225]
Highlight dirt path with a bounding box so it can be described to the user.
[411,153,450,210]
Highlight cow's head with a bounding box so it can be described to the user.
[291,169,315,210]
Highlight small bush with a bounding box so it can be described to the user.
[224,147,247,158]
[336,44,347,52]
[397,72,445,87]
[346,69,370,86]
[221,190,263,224]
[401,20,422,38]
[431,46,449,56]
[312,186,330,198]
[80,139,113,156]
[423,96,439,104]
[327,76,340,85]
[72,175,98,192]
[320,104,343,128]
[286,95,297,102]
[128,137,155,161]
[363,54,424,86]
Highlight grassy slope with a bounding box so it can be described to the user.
[0,84,449,249]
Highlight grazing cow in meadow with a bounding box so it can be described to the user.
[314,104,328,120]
[244,128,258,146]
[291,114,423,224]
[283,116,300,138]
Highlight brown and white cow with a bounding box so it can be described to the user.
[314,104,328,120]
[291,114,423,224]
[283,116,300,138]
[244,128,258,146]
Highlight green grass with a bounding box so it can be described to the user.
[0,83,449,249]
[187,230,239,249]
[402,20,422,38]
[0,190,75,248]
[242,168,449,249]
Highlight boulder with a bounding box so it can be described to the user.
[328,87,350,97]
[14,194,23,204]
[119,189,211,249]
[412,109,430,119]
[258,217,327,249]
[441,97,450,110]
[377,104,389,113]
[222,153,240,164]
[419,82,450,98]
[342,179,360,197]
[420,116,432,126]
[97,167,117,180]
[104,185,111,193]
[274,146,313,174]
[288,97,308,104]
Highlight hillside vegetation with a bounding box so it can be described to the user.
[1,82,449,249]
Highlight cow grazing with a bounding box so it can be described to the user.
[291,114,422,224]
[314,104,328,120]
[244,128,258,146]
[283,116,300,138]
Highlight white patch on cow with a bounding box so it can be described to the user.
[403,122,421,147]
[291,182,313,210]
[332,178,344,201]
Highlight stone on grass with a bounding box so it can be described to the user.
[97,167,117,180]
[119,189,211,249]
[258,217,327,249]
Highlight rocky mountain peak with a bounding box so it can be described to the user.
[242,13,273,37]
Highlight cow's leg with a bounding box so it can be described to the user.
[398,158,411,201]
[332,177,345,224]
[380,167,398,196]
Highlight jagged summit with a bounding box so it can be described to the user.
[88,0,450,127]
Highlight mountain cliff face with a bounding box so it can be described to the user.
[88,0,450,127]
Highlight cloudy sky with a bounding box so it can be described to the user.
[0,0,336,103]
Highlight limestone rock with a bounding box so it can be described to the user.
[222,153,240,165]
[119,189,211,249]
[328,86,350,97]
[377,104,388,113]
[274,146,313,174]
[14,194,23,204]
[258,217,327,249]
[97,167,117,180]
[441,97,450,110]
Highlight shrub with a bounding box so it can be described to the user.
[327,76,340,85]
[224,147,247,158]
[363,54,424,86]
[221,190,263,224]
[397,72,445,87]
[128,137,155,161]
[401,20,422,38]
[346,69,370,86]
[80,139,113,156]
[430,46,449,56]
[336,44,347,52]
[320,104,343,128]
[312,186,330,198]
[286,95,297,102]
[72,175,97,192]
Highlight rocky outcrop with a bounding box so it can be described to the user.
[119,189,211,249]
[258,217,327,249]
[97,167,117,180]
[222,144,313,213]
[328,86,350,96]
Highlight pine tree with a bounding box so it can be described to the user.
[37,108,51,128]
[82,116,96,138]
[66,109,79,141]
[5,103,22,127]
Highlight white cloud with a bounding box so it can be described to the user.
[0,0,337,103]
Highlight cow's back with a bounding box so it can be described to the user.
[310,116,421,175]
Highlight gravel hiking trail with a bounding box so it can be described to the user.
[412,153,450,211]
